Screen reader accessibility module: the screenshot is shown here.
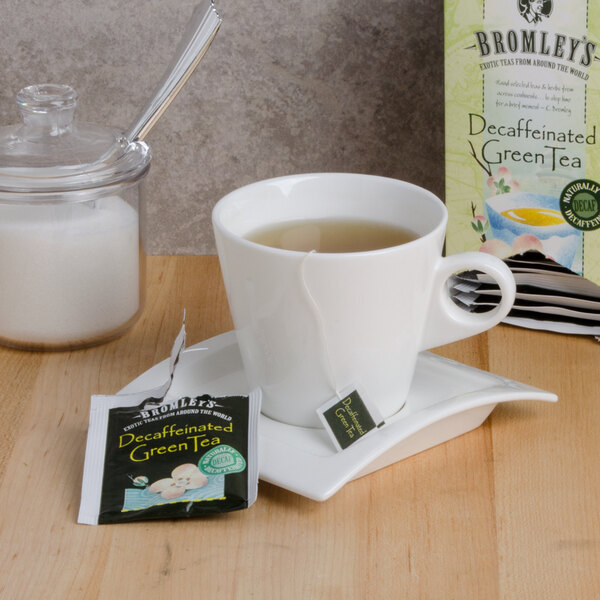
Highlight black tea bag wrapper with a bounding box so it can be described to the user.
[78,323,261,525]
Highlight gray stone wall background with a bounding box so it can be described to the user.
[0,0,443,254]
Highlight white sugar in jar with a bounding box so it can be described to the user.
[0,196,142,348]
[0,84,151,350]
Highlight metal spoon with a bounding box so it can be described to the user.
[125,0,222,142]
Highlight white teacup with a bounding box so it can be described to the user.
[213,173,515,428]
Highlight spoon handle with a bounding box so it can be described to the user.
[126,0,222,142]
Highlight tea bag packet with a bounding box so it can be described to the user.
[78,322,261,525]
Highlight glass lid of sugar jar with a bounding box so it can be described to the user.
[0,83,151,196]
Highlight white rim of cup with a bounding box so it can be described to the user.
[212,173,448,257]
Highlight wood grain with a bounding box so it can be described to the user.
[0,256,598,599]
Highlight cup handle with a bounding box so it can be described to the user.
[419,252,516,350]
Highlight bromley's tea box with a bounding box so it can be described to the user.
[445,0,600,286]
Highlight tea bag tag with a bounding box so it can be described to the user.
[316,386,384,452]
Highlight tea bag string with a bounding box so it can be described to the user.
[300,251,342,399]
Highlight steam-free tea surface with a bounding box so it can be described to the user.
[245,218,418,253]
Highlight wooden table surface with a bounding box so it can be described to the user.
[0,255,599,599]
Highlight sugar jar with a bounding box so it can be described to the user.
[0,84,151,350]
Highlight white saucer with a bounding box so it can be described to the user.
[120,331,557,501]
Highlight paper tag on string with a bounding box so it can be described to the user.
[316,386,384,452]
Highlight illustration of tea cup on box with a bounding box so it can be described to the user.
[485,192,582,272]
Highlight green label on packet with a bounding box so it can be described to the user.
[200,444,247,474]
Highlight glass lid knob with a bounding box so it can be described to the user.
[16,84,78,136]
